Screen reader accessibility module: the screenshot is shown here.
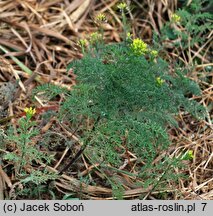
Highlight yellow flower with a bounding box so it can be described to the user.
[181,150,194,160]
[95,13,107,24]
[187,150,194,159]
[171,13,181,23]
[126,32,132,40]
[156,77,165,86]
[77,39,88,47]
[150,50,158,57]
[24,107,36,116]
[117,2,127,10]
[89,32,102,44]
[130,38,148,55]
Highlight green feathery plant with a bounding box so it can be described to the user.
[158,0,213,65]
[32,3,207,198]
[0,107,57,198]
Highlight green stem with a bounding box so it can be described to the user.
[17,117,30,174]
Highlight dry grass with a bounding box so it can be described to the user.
[0,0,212,200]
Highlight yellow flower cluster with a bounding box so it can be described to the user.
[77,39,88,47]
[95,13,107,24]
[187,150,194,159]
[117,2,127,10]
[181,150,194,160]
[171,13,181,23]
[89,32,102,44]
[130,38,148,55]
[150,50,158,58]
[156,77,165,86]
[24,107,36,116]
[126,32,132,40]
